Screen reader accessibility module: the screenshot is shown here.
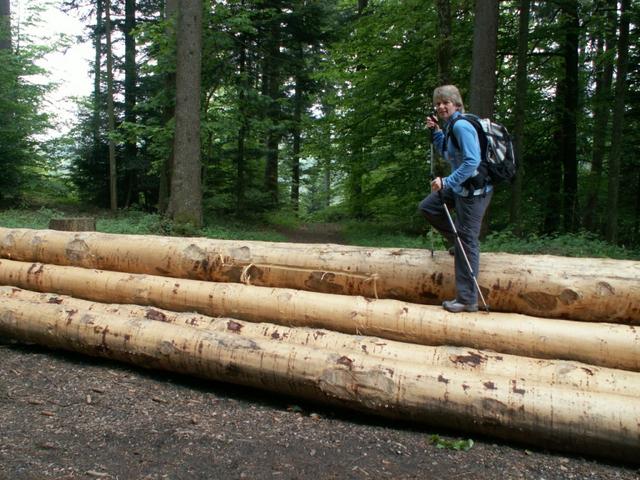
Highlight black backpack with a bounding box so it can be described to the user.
[445,113,516,186]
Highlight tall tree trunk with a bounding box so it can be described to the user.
[236,35,248,215]
[263,18,281,208]
[0,0,11,50]
[167,0,203,227]
[469,0,499,117]
[323,156,331,207]
[544,93,564,233]
[105,0,118,211]
[560,0,579,232]
[635,171,640,243]
[584,0,616,231]
[347,0,369,219]
[291,45,304,212]
[157,0,178,214]
[92,0,104,202]
[123,0,138,208]
[509,0,531,233]
[435,0,452,85]
[606,0,630,243]
[469,0,499,238]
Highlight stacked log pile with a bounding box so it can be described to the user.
[0,227,638,461]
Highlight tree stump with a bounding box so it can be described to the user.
[48,218,96,232]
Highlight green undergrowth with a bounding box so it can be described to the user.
[482,230,639,260]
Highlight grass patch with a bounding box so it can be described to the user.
[0,207,67,229]
[428,434,474,452]
[483,230,639,260]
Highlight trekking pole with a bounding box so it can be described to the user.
[437,189,490,313]
[427,143,436,257]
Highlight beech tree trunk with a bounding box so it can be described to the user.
[3,286,639,399]
[0,228,638,323]
[123,0,138,208]
[0,297,637,461]
[509,0,530,232]
[584,0,616,231]
[0,259,638,371]
[560,0,580,231]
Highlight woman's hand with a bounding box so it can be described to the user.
[426,115,440,132]
[430,176,443,192]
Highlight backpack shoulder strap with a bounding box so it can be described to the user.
[444,114,487,160]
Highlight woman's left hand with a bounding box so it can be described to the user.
[430,177,443,192]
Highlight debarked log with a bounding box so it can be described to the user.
[0,227,638,323]
[0,298,638,461]
[0,260,638,371]
[2,286,639,399]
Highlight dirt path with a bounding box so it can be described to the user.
[1,340,637,480]
[275,223,346,244]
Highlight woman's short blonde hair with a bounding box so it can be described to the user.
[433,85,465,112]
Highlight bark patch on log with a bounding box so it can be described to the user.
[596,282,615,296]
[337,355,354,369]
[511,380,526,395]
[559,289,580,305]
[227,320,243,333]
[230,246,251,262]
[1,232,15,250]
[305,271,343,294]
[146,309,168,322]
[27,263,44,275]
[66,239,90,262]
[519,291,557,311]
[451,351,487,367]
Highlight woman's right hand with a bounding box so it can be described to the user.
[426,115,440,131]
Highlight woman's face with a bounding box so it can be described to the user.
[434,99,457,122]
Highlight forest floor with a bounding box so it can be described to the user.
[0,226,638,479]
[274,222,346,244]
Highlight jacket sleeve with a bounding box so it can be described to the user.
[443,120,481,190]
[431,129,445,156]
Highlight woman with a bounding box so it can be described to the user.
[419,85,492,313]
